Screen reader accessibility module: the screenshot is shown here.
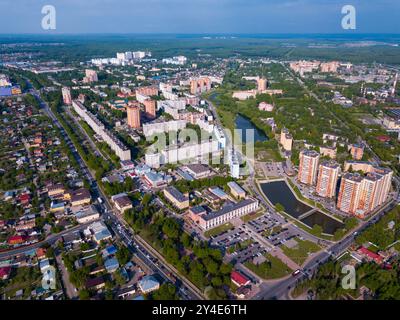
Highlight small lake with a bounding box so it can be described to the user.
[301,211,344,235]
[260,180,344,235]
[260,181,311,218]
[235,114,268,144]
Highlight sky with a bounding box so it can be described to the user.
[1,0,399,34]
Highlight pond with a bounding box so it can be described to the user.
[301,211,344,235]
[260,180,311,218]
[260,180,344,235]
[235,114,268,144]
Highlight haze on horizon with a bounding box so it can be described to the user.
[0,0,399,34]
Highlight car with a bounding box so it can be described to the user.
[292,269,301,276]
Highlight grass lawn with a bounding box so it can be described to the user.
[244,254,292,280]
[204,223,234,238]
[280,238,321,265]
[255,148,283,162]
[241,211,263,223]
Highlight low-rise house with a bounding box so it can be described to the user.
[117,286,136,300]
[102,245,118,258]
[62,231,82,246]
[138,275,160,294]
[47,183,65,198]
[104,257,120,273]
[0,266,11,280]
[15,220,36,232]
[75,205,100,224]
[113,194,133,213]
[50,201,65,213]
[357,247,384,265]
[70,188,91,207]
[231,270,251,287]
[8,235,28,245]
[85,276,106,290]
[89,222,112,244]
[120,160,135,171]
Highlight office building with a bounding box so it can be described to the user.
[298,149,320,185]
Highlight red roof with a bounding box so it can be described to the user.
[0,266,11,279]
[231,271,250,286]
[19,193,31,202]
[8,235,27,244]
[376,135,391,142]
[358,247,383,264]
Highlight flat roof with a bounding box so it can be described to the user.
[202,199,257,221]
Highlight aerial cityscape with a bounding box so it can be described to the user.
[1,0,400,307]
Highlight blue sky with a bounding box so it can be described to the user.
[1,0,399,34]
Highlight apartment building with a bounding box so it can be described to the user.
[72,100,131,161]
[127,102,141,129]
[298,149,320,185]
[316,161,340,198]
[280,128,293,152]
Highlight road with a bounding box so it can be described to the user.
[27,84,203,300]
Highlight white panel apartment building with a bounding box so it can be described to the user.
[72,100,131,161]
[143,119,187,137]
[145,140,220,168]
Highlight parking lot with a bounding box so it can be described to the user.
[262,162,284,178]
